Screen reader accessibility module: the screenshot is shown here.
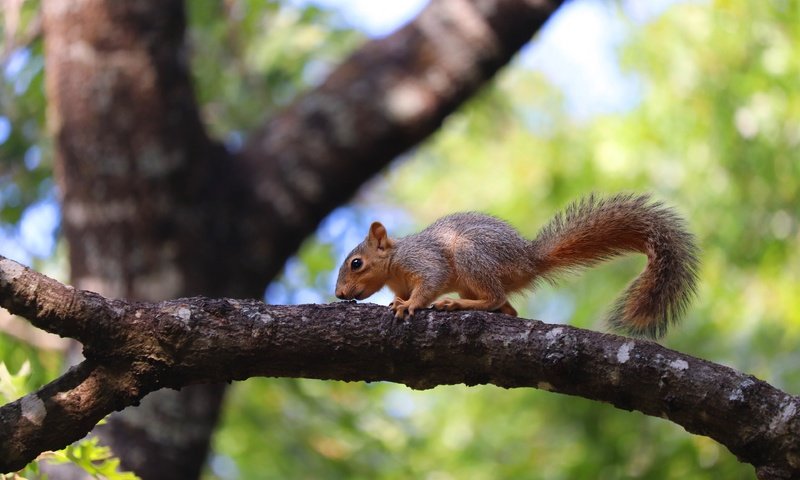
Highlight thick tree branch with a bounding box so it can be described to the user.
[0,255,798,478]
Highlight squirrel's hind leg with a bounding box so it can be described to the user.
[432,296,515,315]
[497,301,517,316]
[432,283,516,316]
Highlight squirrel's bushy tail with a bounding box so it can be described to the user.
[529,194,699,339]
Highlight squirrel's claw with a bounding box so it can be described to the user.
[390,297,416,318]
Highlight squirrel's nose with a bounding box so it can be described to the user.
[335,290,347,300]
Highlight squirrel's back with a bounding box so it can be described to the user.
[394,212,535,295]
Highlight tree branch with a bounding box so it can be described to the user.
[232,0,565,285]
[0,258,117,344]
[0,255,797,478]
[0,361,148,473]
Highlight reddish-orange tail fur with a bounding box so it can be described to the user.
[530,194,699,339]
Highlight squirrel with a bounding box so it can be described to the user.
[335,194,699,339]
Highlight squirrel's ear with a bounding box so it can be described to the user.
[368,222,393,250]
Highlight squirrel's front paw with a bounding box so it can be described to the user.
[390,298,409,317]
[390,298,417,318]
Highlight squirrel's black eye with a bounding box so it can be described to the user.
[350,258,363,271]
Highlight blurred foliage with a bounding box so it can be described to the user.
[0,334,60,390]
[2,0,799,478]
[0,0,51,230]
[43,437,140,480]
[186,0,361,139]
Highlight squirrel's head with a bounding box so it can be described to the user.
[335,221,395,301]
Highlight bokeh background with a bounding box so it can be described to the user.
[2,0,798,478]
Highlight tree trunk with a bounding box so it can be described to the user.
[43,0,235,477]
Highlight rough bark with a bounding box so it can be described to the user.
[40,0,565,477]
[1,255,797,479]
